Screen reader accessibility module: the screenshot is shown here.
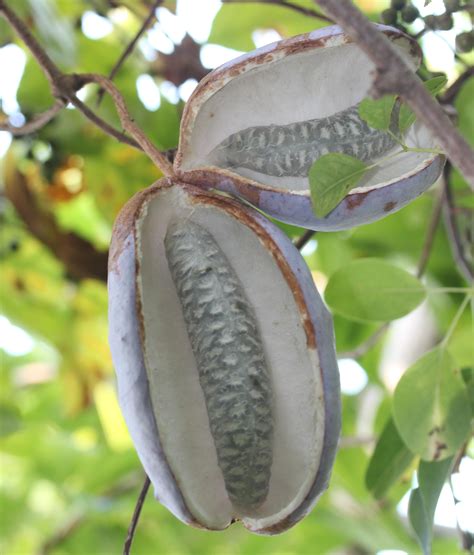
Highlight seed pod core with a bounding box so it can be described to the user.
[209,104,395,178]
[164,219,273,510]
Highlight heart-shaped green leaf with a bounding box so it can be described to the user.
[324,258,426,322]
[399,75,448,133]
[358,95,396,131]
[309,153,368,218]
[393,348,471,461]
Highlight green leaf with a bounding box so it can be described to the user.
[408,489,429,554]
[393,348,471,461]
[423,75,448,96]
[324,258,426,322]
[366,417,414,499]
[0,404,22,437]
[408,457,453,555]
[399,76,448,133]
[358,95,396,131]
[461,367,474,414]
[309,153,369,218]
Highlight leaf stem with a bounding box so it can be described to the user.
[387,128,408,150]
[96,0,162,107]
[405,147,445,156]
[383,287,474,294]
[428,287,474,294]
[440,294,472,349]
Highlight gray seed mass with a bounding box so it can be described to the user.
[164,220,273,510]
[209,104,396,177]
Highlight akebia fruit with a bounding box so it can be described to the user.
[108,179,341,533]
[174,25,444,230]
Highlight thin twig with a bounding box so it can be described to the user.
[123,475,151,555]
[0,100,65,135]
[97,0,162,107]
[222,0,334,23]
[415,185,445,279]
[443,163,474,283]
[311,0,474,190]
[80,73,173,173]
[68,91,140,148]
[0,1,172,174]
[337,324,388,359]
[294,229,316,250]
[37,515,83,555]
[38,473,143,555]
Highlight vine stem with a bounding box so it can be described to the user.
[294,229,316,250]
[0,100,65,135]
[96,0,162,107]
[442,163,474,282]
[416,184,445,279]
[79,73,173,173]
[311,0,474,191]
[440,67,474,105]
[123,475,151,555]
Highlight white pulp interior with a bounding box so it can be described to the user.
[137,187,325,530]
[181,41,437,193]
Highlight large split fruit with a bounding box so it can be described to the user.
[108,180,340,533]
[174,25,444,230]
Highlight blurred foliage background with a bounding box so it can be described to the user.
[0,0,473,554]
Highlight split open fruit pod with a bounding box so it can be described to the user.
[174,25,444,231]
[108,179,340,533]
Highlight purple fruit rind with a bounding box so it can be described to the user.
[108,230,194,526]
[259,156,445,231]
[185,155,444,232]
[250,212,341,533]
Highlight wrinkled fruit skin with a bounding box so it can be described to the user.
[108,179,341,534]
